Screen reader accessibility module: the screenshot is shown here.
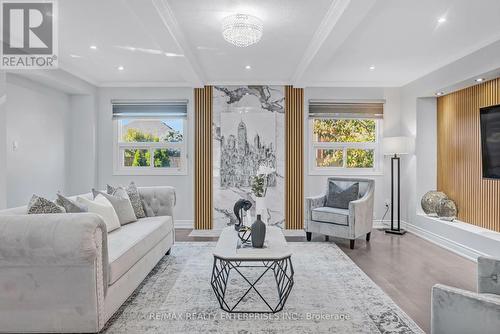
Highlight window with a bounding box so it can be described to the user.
[308,101,383,175]
[113,100,188,175]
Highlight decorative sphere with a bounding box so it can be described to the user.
[421,191,448,216]
[436,198,458,221]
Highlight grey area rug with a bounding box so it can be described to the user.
[103,242,423,334]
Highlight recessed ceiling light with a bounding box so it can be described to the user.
[164,52,184,57]
[70,54,81,58]
[436,92,444,96]
[89,45,97,50]
[437,17,446,24]
[369,65,375,71]
[476,78,485,83]
[245,65,251,70]
[117,66,124,71]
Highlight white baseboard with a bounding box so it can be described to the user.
[373,219,488,262]
[175,220,194,229]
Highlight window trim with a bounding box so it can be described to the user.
[113,117,188,176]
[308,117,383,176]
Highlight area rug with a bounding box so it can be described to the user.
[103,242,423,333]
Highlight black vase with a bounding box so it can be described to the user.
[251,214,266,248]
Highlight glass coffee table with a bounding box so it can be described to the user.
[211,226,294,313]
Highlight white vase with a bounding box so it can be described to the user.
[255,196,267,224]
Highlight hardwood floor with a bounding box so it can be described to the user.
[175,228,476,333]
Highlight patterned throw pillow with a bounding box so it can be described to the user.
[55,193,88,213]
[326,182,359,210]
[107,181,146,219]
[27,195,66,214]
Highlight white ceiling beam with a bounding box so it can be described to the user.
[150,0,205,87]
[291,0,376,87]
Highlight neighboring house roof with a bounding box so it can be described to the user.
[123,120,174,138]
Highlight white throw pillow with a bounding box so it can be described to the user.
[77,195,121,233]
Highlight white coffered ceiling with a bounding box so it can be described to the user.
[54,0,500,87]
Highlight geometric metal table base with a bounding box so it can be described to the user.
[211,256,294,313]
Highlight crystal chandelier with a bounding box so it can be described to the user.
[222,14,263,47]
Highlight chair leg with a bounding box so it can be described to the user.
[325,235,329,241]
[366,232,371,242]
[306,232,312,241]
[350,240,355,249]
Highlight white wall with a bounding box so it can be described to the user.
[66,95,98,195]
[304,87,402,220]
[5,74,70,207]
[96,87,194,224]
[0,71,6,209]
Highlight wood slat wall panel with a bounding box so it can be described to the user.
[437,78,500,232]
[285,86,304,230]
[194,86,213,230]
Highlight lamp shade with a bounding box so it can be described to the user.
[383,136,414,156]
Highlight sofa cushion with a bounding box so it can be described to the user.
[56,193,88,213]
[93,189,137,226]
[77,195,121,233]
[107,216,173,285]
[27,195,66,214]
[107,182,146,219]
[326,181,359,209]
[312,207,349,226]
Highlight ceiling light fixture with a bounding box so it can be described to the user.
[436,92,444,96]
[369,65,375,70]
[437,17,446,24]
[70,54,81,58]
[476,78,485,83]
[222,14,263,47]
[89,45,97,50]
[245,65,251,70]
[117,66,124,71]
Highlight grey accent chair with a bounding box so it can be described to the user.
[431,256,500,334]
[305,178,375,249]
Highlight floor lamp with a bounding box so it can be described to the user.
[383,136,413,235]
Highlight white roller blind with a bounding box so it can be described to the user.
[112,99,188,119]
[308,99,384,119]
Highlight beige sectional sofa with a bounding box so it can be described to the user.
[0,186,175,333]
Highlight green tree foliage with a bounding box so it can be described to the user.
[123,129,159,143]
[133,149,150,166]
[313,119,375,142]
[313,119,375,168]
[347,149,374,168]
[122,128,182,167]
[154,149,171,167]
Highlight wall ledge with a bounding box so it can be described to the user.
[376,214,500,261]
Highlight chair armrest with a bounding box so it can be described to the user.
[478,256,500,294]
[432,284,500,334]
[139,186,176,217]
[304,194,326,229]
[305,194,326,215]
[305,194,326,209]
[348,184,374,235]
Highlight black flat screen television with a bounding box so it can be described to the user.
[480,104,500,179]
